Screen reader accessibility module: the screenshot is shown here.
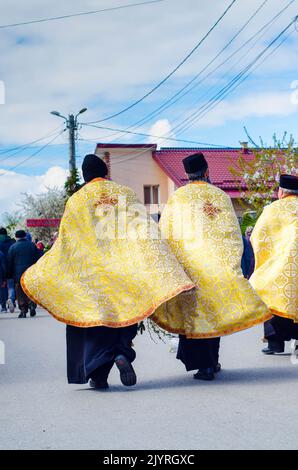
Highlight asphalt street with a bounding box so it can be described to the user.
[0,308,297,450]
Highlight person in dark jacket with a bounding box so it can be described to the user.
[0,227,16,312]
[241,234,255,279]
[245,226,255,277]
[7,230,40,318]
[0,251,6,278]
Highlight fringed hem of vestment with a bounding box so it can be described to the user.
[21,273,195,328]
[270,308,298,323]
[152,311,273,338]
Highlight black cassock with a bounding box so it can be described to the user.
[177,336,220,371]
[264,316,298,342]
[66,324,138,384]
[176,242,255,372]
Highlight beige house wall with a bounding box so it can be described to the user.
[167,178,176,198]
[95,146,248,216]
[95,147,170,205]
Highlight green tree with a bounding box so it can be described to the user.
[1,211,23,236]
[2,168,83,244]
[64,168,82,199]
[19,188,65,243]
[230,133,298,216]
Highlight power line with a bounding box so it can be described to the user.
[109,145,168,165]
[85,0,238,124]
[105,0,296,145]
[90,0,270,144]
[169,1,296,135]
[80,124,232,148]
[0,1,164,29]
[116,0,269,134]
[0,125,64,156]
[78,137,234,166]
[0,130,65,176]
[172,19,296,136]
[98,141,239,166]
[85,0,294,144]
[0,126,65,165]
[179,30,293,133]
[84,16,296,156]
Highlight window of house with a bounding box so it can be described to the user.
[144,185,160,205]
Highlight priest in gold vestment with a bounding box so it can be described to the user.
[22,154,194,389]
[152,153,270,380]
[250,174,298,355]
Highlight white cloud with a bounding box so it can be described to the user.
[38,166,68,189]
[0,0,297,147]
[195,91,298,127]
[148,119,173,147]
[0,166,68,220]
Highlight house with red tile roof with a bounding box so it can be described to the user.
[95,143,253,215]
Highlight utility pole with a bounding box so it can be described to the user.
[50,108,87,172]
[67,114,77,173]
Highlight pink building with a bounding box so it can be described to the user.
[95,143,252,215]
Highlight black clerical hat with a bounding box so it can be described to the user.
[82,154,108,182]
[182,153,208,174]
[279,174,298,192]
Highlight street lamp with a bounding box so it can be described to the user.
[76,108,88,117]
[50,108,87,172]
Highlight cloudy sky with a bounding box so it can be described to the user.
[0,0,298,220]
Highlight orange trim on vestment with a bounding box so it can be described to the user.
[189,181,207,185]
[270,308,297,322]
[20,272,195,328]
[87,177,107,185]
[152,310,273,339]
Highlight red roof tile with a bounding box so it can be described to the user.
[153,148,254,197]
[95,143,256,198]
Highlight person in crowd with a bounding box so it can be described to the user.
[25,231,32,242]
[241,233,255,279]
[152,152,270,381]
[7,230,40,318]
[22,154,194,389]
[36,241,45,257]
[0,227,15,313]
[45,232,58,252]
[245,226,254,240]
[0,269,7,313]
[250,174,298,354]
[245,226,255,277]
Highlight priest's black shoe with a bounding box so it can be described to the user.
[18,311,27,318]
[262,340,284,354]
[89,379,109,390]
[115,354,137,386]
[193,368,215,381]
[29,306,36,317]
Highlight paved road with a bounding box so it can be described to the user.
[0,308,297,450]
